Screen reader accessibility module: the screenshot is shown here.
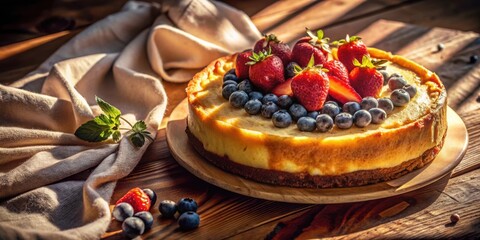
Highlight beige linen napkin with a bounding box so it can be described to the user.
[0,0,261,239]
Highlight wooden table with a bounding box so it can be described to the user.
[1,0,479,239]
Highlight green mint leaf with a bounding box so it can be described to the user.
[96,96,121,119]
[112,130,121,142]
[129,132,145,148]
[132,120,147,133]
[75,119,113,142]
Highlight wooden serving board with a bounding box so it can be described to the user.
[166,99,468,204]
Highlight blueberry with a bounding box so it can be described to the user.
[142,188,157,206]
[378,98,394,114]
[134,211,154,230]
[402,84,417,98]
[261,102,279,118]
[316,114,334,132]
[222,80,238,88]
[244,99,262,115]
[178,211,200,231]
[389,73,402,79]
[388,76,407,90]
[353,109,372,128]
[321,103,340,118]
[361,97,378,110]
[325,100,339,107]
[307,111,319,119]
[223,73,238,82]
[390,89,410,107]
[289,103,307,121]
[272,110,293,128]
[226,68,236,75]
[470,55,479,64]
[342,101,361,115]
[122,217,145,238]
[177,197,198,214]
[297,117,317,132]
[379,70,389,85]
[277,95,293,109]
[222,84,238,100]
[159,200,177,218]
[238,79,253,93]
[285,62,300,78]
[262,93,279,104]
[249,91,263,101]
[369,108,387,124]
[335,112,353,129]
[113,203,134,222]
[229,91,249,108]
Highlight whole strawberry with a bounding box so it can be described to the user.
[349,56,384,98]
[235,49,253,80]
[296,28,331,57]
[291,29,329,68]
[248,49,285,92]
[116,187,151,213]
[291,56,329,111]
[323,60,349,83]
[253,34,291,66]
[334,35,369,72]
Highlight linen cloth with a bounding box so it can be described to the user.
[0,0,261,239]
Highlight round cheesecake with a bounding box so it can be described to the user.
[186,48,447,188]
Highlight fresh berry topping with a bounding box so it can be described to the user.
[113,203,134,222]
[248,49,285,92]
[296,28,331,56]
[323,60,349,83]
[142,189,157,206]
[272,78,293,97]
[291,56,330,111]
[316,114,334,132]
[353,109,372,128]
[277,95,293,109]
[229,91,249,108]
[177,198,198,214]
[262,93,279,104]
[285,62,300,78]
[402,84,417,98]
[360,97,378,110]
[379,70,389,85]
[333,34,369,71]
[378,98,394,113]
[244,99,262,115]
[222,80,237,88]
[254,34,292,66]
[308,111,319,119]
[222,84,238,100]
[235,50,252,80]
[390,89,410,106]
[289,103,308,121]
[159,200,177,218]
[226,68,236,75]
[238,79,253,93]
[388,75,407,90]
[261,102,280,118]
[297,117,317,132]
[272,110,293,128]
[321,103,341,118]
[335,112,353,129]
[343,101,361,115]
[122,217,145,238]
[349,56,384,98]
[369,108,387,124]
[325,100,339,107]
[249,91,264,101]
[134,211,154,230]
[327,75,362,104]
[291,42,327,68]
[223,73,239,82]
[116,187,151,213]
[178,211,200,231]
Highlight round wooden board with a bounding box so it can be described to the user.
[166,99,468,204]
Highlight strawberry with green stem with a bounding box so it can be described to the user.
[235,49,252,80]
[333,34,369,72]
[247,48,285,92]
[253,34,292,66]
[291,28,329,68]
[349,55,386,98]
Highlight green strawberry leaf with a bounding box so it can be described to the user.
[132,120,147,133]
[75,119,113,142]
[129,132,145,148]
[112,130,121,142]
[307,54,316,68]
[96,96,121,120]
[317,29,324,40]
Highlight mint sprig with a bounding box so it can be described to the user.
[74,96,153,148]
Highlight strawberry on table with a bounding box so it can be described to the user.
[247,49,285,92]
[291,29,329,67]
[349,56,384,98]
[254,34,292,66]
[235,49,253,80]
[291,55,330,111]
[116,187,151,213]
[323,60,349,84]
[334,34,369,72]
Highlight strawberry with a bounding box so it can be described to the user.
[116,187,151,213]
[248,49,285,92]
[349,56,384,98]
[272,78,293,96]
[235,49,252,80]
[253,34,292,66]
[295,28,331,57]
[328,76,362,104]
[291,42,327,68]
[291,56,329,111]
[323,60,349,84]
[334,35,369,72]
